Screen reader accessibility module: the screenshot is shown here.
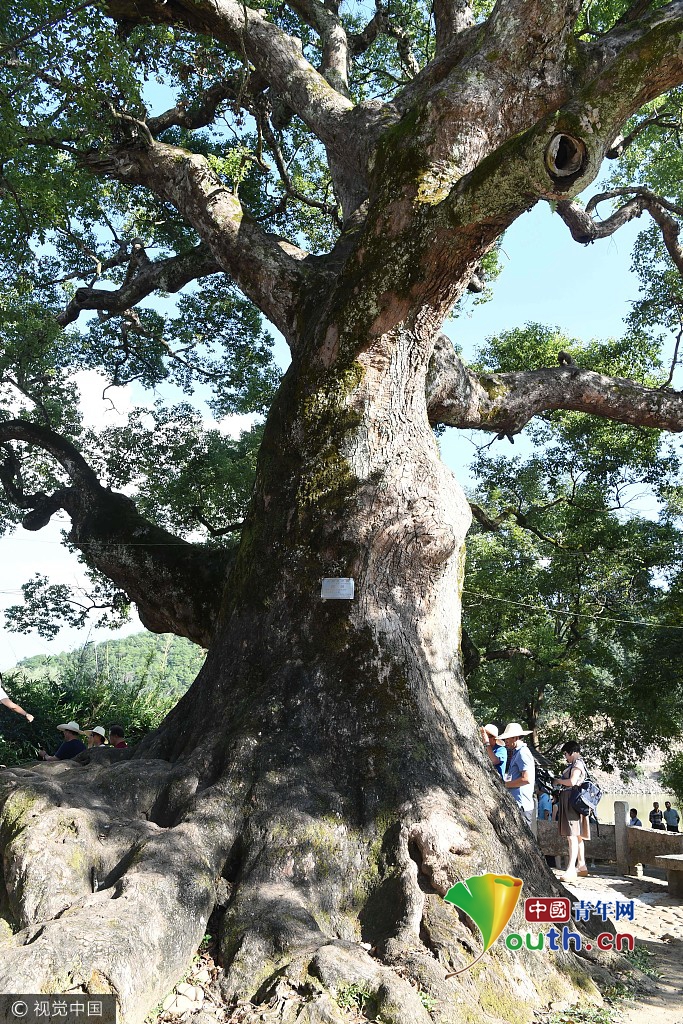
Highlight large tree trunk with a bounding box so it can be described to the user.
[0,319,606,1023]
[4,1,683,1016]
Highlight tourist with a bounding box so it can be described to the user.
[108,725,127,749]
[498,722,535,826]
[38,721,86,761]
[83,726,107,748]
[663,801,680,833]
[0,674,34,723]
[628,808,642,827]
[553,740,590,881]
[649,802,666,830]
[537,787,552,821]
[480,723,507,778]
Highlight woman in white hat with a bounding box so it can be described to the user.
[38,722,86,761]
[83,726,107,748]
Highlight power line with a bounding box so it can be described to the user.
[463,587,683,630]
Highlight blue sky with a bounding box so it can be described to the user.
[439,199,646,482]
[0,192,650,670]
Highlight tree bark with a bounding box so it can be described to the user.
[7,1,683,1017]
[0,314,600,1023]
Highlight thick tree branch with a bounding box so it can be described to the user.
[555,193,645,244]
[395,0,683,222]
[0,421,228,647]
[485,0,583,68]
[426,334,683,434]
[104,1,393,219]
[312,15,683,393]
[391,23,481,114]
[360,2,683,357]
[432,0,474,55]
[348,8,385,55]
[578,1,683,120]
[81,135,316,343]
[105,0,354,150]
[56,243,222,327]
[556,188,683,279]
[284,0,350,95]
[148,79,247,135]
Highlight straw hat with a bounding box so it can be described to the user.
[83,726,106,739]
[57,721,80,733]
[483,723,499,738]
[497,722,533,740]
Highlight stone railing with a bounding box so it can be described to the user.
[534,800,683,874]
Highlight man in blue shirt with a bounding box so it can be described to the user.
[664,801,680,832]
[498,722,535,825]
[38,721,86,761]
[481,723,507,779]
[628,808,642,826]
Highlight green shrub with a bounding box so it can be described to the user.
[0,637,194,765]
[660,753,683,806]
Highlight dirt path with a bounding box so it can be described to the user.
[619,939,683,1024]
[557,869,683,1024]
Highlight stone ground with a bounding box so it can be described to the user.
[148,868,683,1024]
[555,867,683,1024]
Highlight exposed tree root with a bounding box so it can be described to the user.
[0,759,225,1021]
[1,753,621,1024]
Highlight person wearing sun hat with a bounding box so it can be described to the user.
[82,726,107,748]
[38,721,86,761]
[480,723,507,779]
[498,722,535,826]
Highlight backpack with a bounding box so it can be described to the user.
[570,777,602,817]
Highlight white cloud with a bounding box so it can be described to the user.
[0,515,142,670]
[214,412,260,438]
[73,370,135,430]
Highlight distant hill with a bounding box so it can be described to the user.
[14,631,205,695]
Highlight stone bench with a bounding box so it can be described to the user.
[654,854,683,897]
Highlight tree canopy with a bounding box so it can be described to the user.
[3,0,683,1019]
[2,0,683,731]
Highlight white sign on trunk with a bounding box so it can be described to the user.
[321,578,355,600]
